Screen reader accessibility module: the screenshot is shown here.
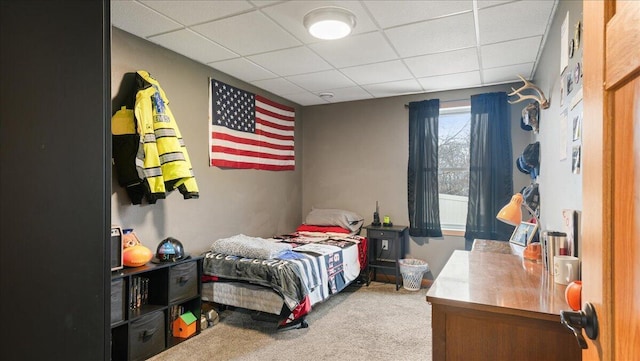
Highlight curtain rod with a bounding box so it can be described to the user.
[404,98,470,108]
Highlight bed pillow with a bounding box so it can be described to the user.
[305,208,364,233]
[296,224,351,234]
[211,234,292,259]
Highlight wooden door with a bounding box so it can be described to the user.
[582,1,640,359]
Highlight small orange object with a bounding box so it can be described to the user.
[173,312,197,338]
[523,243,542,262]
[123,245,153,267]
[565,280,582,311]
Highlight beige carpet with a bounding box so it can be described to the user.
[149,281,432,361]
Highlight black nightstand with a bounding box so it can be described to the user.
[365,224,408,290]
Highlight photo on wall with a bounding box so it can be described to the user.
[572,113,582,141]
[572,145,581,174]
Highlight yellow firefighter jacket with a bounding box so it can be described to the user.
[133,70,199,203]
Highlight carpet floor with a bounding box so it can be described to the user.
[148,281,432,361]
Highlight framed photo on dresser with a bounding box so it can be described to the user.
[509,221,538,246]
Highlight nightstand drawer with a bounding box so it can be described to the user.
[367,229,399,239]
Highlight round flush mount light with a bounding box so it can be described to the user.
[318,92,334,100]
[303,6,357,40]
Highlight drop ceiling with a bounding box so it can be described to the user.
[111,0,558,106]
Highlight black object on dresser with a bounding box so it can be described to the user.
[111,255,203,361]
[365,224,408,290]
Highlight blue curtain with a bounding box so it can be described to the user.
[465,92,514,241]
[408,99,442,237]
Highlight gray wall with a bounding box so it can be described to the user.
[532,1,583,251]
[302,87,532,278]
[111,28,303,256]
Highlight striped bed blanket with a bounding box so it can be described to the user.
[202,241,357,312]
[203,251,324,311]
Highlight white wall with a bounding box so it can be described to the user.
[532,1,583,252]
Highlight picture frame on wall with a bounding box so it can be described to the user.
[509,222,539,247]
[572,114,582,140]
[572,145,581,174]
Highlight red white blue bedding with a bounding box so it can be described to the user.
[202,232,366,328]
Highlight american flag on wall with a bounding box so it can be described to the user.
[209,79,295,171]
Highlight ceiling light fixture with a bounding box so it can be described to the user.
[303,6,356,40]
[318,92,334,100]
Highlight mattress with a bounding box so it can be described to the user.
[202,282,284,315]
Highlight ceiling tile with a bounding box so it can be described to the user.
[320,86,373,103]
[483,63,535,84]
[281,91,328,106]
[248,1,281,7]
[192,11,301,55]
[404,48,479,78]
[286,70,356,92]
[309,32,397,68]
[477,0,513,10]
[140,0,254,26]
[361,79,424,98]
[386,12,477,57]
[111,0,558,106]
[417,71,481,92]
[364,0,472,29]
[481,36,542,69]
[111,1,182,38]
[478,0,556,45]
[208,57,277,82]
[340,60,413,85]
[251,77,307,96]
[247,46,333,76]
[148,29,238,63]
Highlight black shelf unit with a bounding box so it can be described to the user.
[110,256,203,361]
[365,225,408,290]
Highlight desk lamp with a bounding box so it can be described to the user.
[496,193,542,262]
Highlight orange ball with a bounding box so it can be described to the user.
[123,245,153,267]
[565,280,582,311]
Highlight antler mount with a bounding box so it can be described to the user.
[508,75,550,109]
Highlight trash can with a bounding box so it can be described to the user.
[398,258,429,291]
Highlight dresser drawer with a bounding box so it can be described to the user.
[169,261,198,303]
[367,229,399,239]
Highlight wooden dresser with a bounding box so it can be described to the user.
[426,249,582,361]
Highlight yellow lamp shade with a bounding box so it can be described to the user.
[496,193,524,226]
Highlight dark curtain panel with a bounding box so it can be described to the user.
[465,92,514,241]
[408,99,442,237]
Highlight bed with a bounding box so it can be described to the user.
[201,208,367,329]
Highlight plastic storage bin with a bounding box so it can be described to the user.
[398,258,429,291]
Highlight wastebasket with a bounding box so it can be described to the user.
[398,258,429,291]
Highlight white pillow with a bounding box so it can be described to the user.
[305,208,364,232]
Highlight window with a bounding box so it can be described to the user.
[438,105,471,231]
